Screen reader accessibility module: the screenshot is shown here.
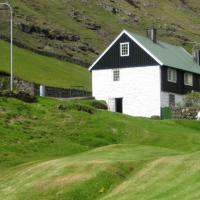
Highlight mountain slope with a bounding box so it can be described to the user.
[0,40,91,90]
[1,0,200,66]
[0,97,200,199]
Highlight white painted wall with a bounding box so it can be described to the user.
[161,92,184,107]
[92,66,161,117]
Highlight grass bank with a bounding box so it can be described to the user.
[0,97,200,199]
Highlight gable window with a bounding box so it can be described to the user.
[113,69,120,81]
[169,94,175,107]
[120,42,129,57]
[167,68,177,83]
[184,72,193,86]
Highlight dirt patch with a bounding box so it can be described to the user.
[8,115,26,126]
[53,173,91,186]
[0,107,7,115]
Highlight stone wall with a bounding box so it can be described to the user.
[172,107,199,119]
[14,79,37,95]
[0,74,36,95]
[0,73,91,98]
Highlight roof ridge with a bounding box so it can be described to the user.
[127,30,183,49]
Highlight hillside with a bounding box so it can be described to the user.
[0,40,91,90]
[1,0,200,67]
[0,97,200,199]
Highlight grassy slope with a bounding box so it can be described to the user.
[0,97,200,199]
[0,41,91,90]
[0,0,200,65]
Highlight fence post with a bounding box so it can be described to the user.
[39,85,45,97]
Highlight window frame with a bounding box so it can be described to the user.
[167,68,177,83]
[184,72,193,86]
[120,42,130,57]
[113,69,120,82]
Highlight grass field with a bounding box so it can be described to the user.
[0,41,91,90]
[0,97,200,199]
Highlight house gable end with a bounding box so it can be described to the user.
[90,31,159,70]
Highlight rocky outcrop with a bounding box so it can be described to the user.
[78,44,98,54]
[14,79,36,96]
[125,0,141,9]
[17,23,80,42]
[70,9,101,31]
[0,90,37,103]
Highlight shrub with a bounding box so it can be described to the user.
[74,104,95,114]
[90,100,108,110]
[16,91,37,103]
[57,103,95,114]
[183,92,200,108]
[57,104,66,110]
[0,77,10,90]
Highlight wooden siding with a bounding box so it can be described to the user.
[161,66,200,94]
[92,33,158,70]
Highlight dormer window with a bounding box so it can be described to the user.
[184,72,193,86]
[120,42,129,57]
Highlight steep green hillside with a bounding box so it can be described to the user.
[0,40,91,90]
[1,0,200,66]
[0,97,200,199]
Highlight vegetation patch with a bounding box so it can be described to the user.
[89,100,108,110]
[60,162,134,200]
[57,102,95,114]
[0,90,37,103]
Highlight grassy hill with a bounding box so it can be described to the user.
[0,40,91,90]
[1,0,200,90]
[0,97,200,199]
[1,0,200,66]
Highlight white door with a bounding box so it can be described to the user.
[108,98,116,112]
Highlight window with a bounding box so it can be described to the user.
[169,94,175,107]
[113,69,120,81]
[167,68,177,83]
[120,42,129,57]
[184,72,193,86]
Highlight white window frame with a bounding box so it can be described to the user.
[113,69,120,81]
[184,72,193,86]
[167,68,177,83]
[120,42,129,57]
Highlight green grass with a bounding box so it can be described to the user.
[0,40,91,90]
[0,97,200,199]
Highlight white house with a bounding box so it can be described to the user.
[89,29,200,118]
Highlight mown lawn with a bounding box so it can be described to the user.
[0,41,91,90]
[0,97,200,199]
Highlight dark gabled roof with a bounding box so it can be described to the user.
[89,30,200,74]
